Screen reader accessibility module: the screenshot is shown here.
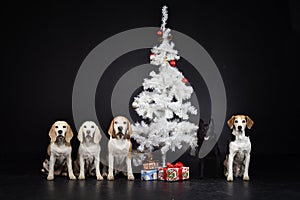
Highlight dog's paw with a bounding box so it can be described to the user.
[227,175,233,182]
[69,174,77,180]
[243,175,250,181]
[107,174,114,181]
[128,174,135,181]
[47,174,54,181]
[78,174,85,180]
[97,175,104,181]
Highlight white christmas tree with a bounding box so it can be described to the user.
[131,6,198,167]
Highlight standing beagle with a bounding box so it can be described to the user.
[107,116,134,181]
[42,121,76,180]
[224,115,254,181]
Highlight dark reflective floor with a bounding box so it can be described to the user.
[1,174,300,200]
[1,157,300,200]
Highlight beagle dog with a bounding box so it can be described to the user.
[224,115,254,181]
[74,121,103,180]
[107,116,134,181]
[42,121,76,180]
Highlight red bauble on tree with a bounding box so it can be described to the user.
[169,60,176,67]
[150,53,155,59]
[157,30,163,36]
[182,77,188,84]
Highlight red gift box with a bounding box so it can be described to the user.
[158,162,189,181]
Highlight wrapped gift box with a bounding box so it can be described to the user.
[158,162,189,181]
[143,160,159,170]
[141,169,158,181]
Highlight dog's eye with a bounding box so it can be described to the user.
[63,126,66,128]
[242,120,246,123]
[234,120,238,123]
[55,126,58,129]
[114,121,118,124]
[84,126,87,128]
[91,125,94,128]
[123,122,126,124]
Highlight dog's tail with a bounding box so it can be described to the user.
[41,159,49,174]
[223,155,229,177]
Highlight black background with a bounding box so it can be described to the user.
[4,0,300,176]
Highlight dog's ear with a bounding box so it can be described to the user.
[127,119,133,136]
[199,118,204,125]
[227,115,235,129]
[49,123,56,143]
[108,118,115,136]
[65,123,73,144]
[77,124,84,143]
[94,125,102,144]
[246,116,254,129]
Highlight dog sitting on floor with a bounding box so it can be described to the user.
[196,118,222,178]
[223,115,254,181]
[42,121,76,180]
[74,121,103,180]
[104,116,135,181]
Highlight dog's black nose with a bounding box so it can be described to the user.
[118,126,123,132]
[86,130,91,134]
[237,125,242,130]
[58,130,63,134]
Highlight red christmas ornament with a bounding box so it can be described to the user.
[169,60,176,67]
[157,30,163,36]
[150,53,155,58]
[182,77,188,83]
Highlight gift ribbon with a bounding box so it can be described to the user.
[167,162,183,168]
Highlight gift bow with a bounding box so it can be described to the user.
[166,162,184,168]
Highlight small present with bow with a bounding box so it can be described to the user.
[143,157,159,170]
[158,162,189,181]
